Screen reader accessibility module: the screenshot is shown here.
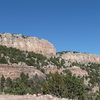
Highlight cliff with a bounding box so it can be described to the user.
[0,33,56,55]
[58,52,100,64]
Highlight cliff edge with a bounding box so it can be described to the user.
[0,33,56,55]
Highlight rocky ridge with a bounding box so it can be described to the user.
[0,32,100,64]
[0,33,56,55]
[0,64,45,79]
[57,52,100,64]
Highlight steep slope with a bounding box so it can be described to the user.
[0,33,56,55]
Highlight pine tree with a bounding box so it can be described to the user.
[0,75,5,92]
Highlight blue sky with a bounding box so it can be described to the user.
[0,0,100,54]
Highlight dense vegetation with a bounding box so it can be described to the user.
[0,45,66,69]
[1,72,98,100]
[71,62,100,88]
[0,45,47,67]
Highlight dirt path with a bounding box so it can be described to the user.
[0,95,70,100]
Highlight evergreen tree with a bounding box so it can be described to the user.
[0,75,5,92]
[5,77,12,88]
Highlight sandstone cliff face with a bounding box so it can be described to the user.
[58,52,100,64]
[0,64,45,79]
[0,33,56,55]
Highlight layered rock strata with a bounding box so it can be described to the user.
[0,33,56,55]
[0,64,45,79]
[58,52,100,64]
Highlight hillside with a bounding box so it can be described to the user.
[0,33,100,100]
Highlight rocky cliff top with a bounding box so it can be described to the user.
[57,52,100,64]
[0,33,56,55]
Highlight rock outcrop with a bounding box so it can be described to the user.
[0,33,56,55]
[67,66,88,77]
[58,52,100,64]
[0,64,45,79]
